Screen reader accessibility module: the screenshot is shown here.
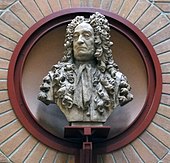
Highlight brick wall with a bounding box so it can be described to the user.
[0,0,170,162]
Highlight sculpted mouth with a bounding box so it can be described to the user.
[77,47,87,50]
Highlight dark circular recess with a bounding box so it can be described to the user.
[8,8,162,154]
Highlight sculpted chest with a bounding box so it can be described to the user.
[39,62,132,124]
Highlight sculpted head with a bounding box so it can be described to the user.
[62,12,114,72]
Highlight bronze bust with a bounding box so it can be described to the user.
[38,12,133,125]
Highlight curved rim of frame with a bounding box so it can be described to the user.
[8,8,162,154]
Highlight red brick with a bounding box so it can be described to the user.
[0,151,10,163]
[0,110,16,128]
[153,113,170,132]
[161,63,170,73]
[0,128,29,156]
[162,74,170,83]
[162,84,170,94]
[135,5,160,30]
[80,0,88,7]
[123,144,142,162]
[132,138,158,162]
[48,0,61,12]
[0,69,7,79]
[102,154,114,163]
[149,25,170,45]
[101,0,112,10]
[0,80,7,90]
[1,60,9,71]
[0,100,12,114]
[161,94,170,106]
[158,51,170,64]
[147,122,170,148]
[41,148,57,163]
[70,0,80,7]
[10,2,36,28]
[1,10,28,35]
[157,104,170,118]
[24,143,47,163]
[0,91,9,101]
[0,120,22,143]
[60,0,71,9]
[0,0,15,9]
[54,152,68,162]
[155,3,170,12]
[128,0,150,23]
[142,14,169,37]
[34,0,52,16]
[0,59,9,69]
[10,136,38,162]
[0,34,16,51]
[0,47,12,60]
[112,150,127,163]
[140,131,168,159]
[67,155,75,163]
[0,20,22,42]
[110,0,123,13]
[167,13,170,20]
[20,0,44,22]
[161,153,170,162]
[119,0,137,18]
[153,0,170,1]
[154,39,170,54]
[93,0,101,8]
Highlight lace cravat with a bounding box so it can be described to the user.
[74,64,92,110]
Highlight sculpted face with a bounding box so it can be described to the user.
[73,22,95,61]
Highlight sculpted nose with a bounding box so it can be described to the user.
[77,36,84,45]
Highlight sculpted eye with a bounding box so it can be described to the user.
[83,32,91,39]
[73,33,79,40]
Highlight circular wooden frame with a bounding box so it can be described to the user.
[8,8,162,154]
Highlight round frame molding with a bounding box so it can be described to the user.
[8,8,162,154]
